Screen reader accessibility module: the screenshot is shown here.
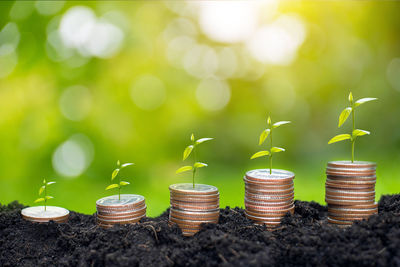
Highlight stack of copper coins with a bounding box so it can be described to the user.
[326,161,378,227]
[21,206,69,223]
[169,183,219,236]
[96,194,146,228]
[244,169,295,228]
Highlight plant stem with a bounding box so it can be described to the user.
[351,107,355,163]
[44,184,47,211]
[269,129,273,175]
[193,141,197,188]
[118,175,121,201]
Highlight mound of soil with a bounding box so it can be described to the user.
[1,194,400,266]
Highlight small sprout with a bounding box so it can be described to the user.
[106,160,134,201]
[251,115,291,175]
[328,92,377,162]
[176,133,213,188]
[34,178,56,211]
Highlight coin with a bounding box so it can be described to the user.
[168,183,220,236]
[96,194,146,228]
[325,161,377,226]
[21,206,69,223]
[245,169,295,183]
[169,183,218,195]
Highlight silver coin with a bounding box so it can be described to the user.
[246,169,295,181]
[169,183,218,194]
[21,206,69,220]
[327,161,376,168]
[96,194,145,207]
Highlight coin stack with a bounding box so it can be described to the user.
[21,206,69,223]
[169,183,219,236]
[244,169,295,228]
[96,194,146,228]
[325,161,378,227]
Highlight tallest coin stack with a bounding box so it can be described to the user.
[325,161,378,227]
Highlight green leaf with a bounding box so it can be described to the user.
[190,133,195,142]
[105,184,119,190]
[258,129,270,145]
[39,186,45,195]
[46,181,56,186]
[273,121,291,128]
[117,160,120,166]
[348,92,353,103]
[352,129,370,138]
[43,178,46,184]
[267,116,271,126]
[183,145,194,161]
[194,162,208,168]
[250,151,270,159]
[121,163,134,168]
[34,198,45,203]
[195,138,213,145]
[354,97,377,107]
[176,165,193,174]
[45,196,53,200]
[111,169,120,180]
[120,181,130,186]
[270,147,285,154]
[328,134,351,144]
[338,107,352,127]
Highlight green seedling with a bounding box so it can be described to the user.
[105,160,134,200]
[251,116,291,175]
[34,178,56,211]
[176,133,213,188]
[328,92,377,162]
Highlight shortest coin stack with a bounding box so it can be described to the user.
[169,183,219,236]
[96,194,146,228]
[21,206,69,223]
[244,169,295,228]
[326,161,378,227]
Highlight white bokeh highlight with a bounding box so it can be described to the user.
[131,75,167,111]
[196,79,231,111]
[59,85,92,121]
[52,134,94,178]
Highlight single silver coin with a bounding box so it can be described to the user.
[96,194,145,207]
[21,206,69,220]
[169,183,218,194]
[246,169,295,181]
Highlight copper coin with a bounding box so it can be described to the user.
[328,202,378,209]
[325,198,375,205]
[170,193,219,201]
[327,217,354,225]
[21,206,70,223]
[170,197,219,205]
[245,169,294,183]
[245,186,294,195]
[97,210,146,220]
[325,181,375,190]
[327,161,376,169]
[170,202,220,211]
[245,204,294,213]
[326,178,376,186]
[169,183,218,195]
[97,205,147,215]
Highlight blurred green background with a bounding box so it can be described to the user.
[0,1,399,217]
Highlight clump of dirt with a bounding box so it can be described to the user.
[1,195,400,266]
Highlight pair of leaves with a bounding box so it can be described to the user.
[258,121,291,145]
[105,181,130,190]
[328,129,370,144]
[250,147,285,159]
[34,196,53,203]
[182,136,213,161]
[111,162,134,180]
[338,95,377,127]
[38,181,56,195]
[176,162,208,174]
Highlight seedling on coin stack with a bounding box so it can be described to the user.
[169,133,220,236]
[244,115,295,228]
[96,160,146,228]
[105,160,134,200]
[21,178,69,223]
[325,92,378,227]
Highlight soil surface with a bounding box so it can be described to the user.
[1,194,400,266]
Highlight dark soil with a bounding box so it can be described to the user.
[1,195,400,267]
